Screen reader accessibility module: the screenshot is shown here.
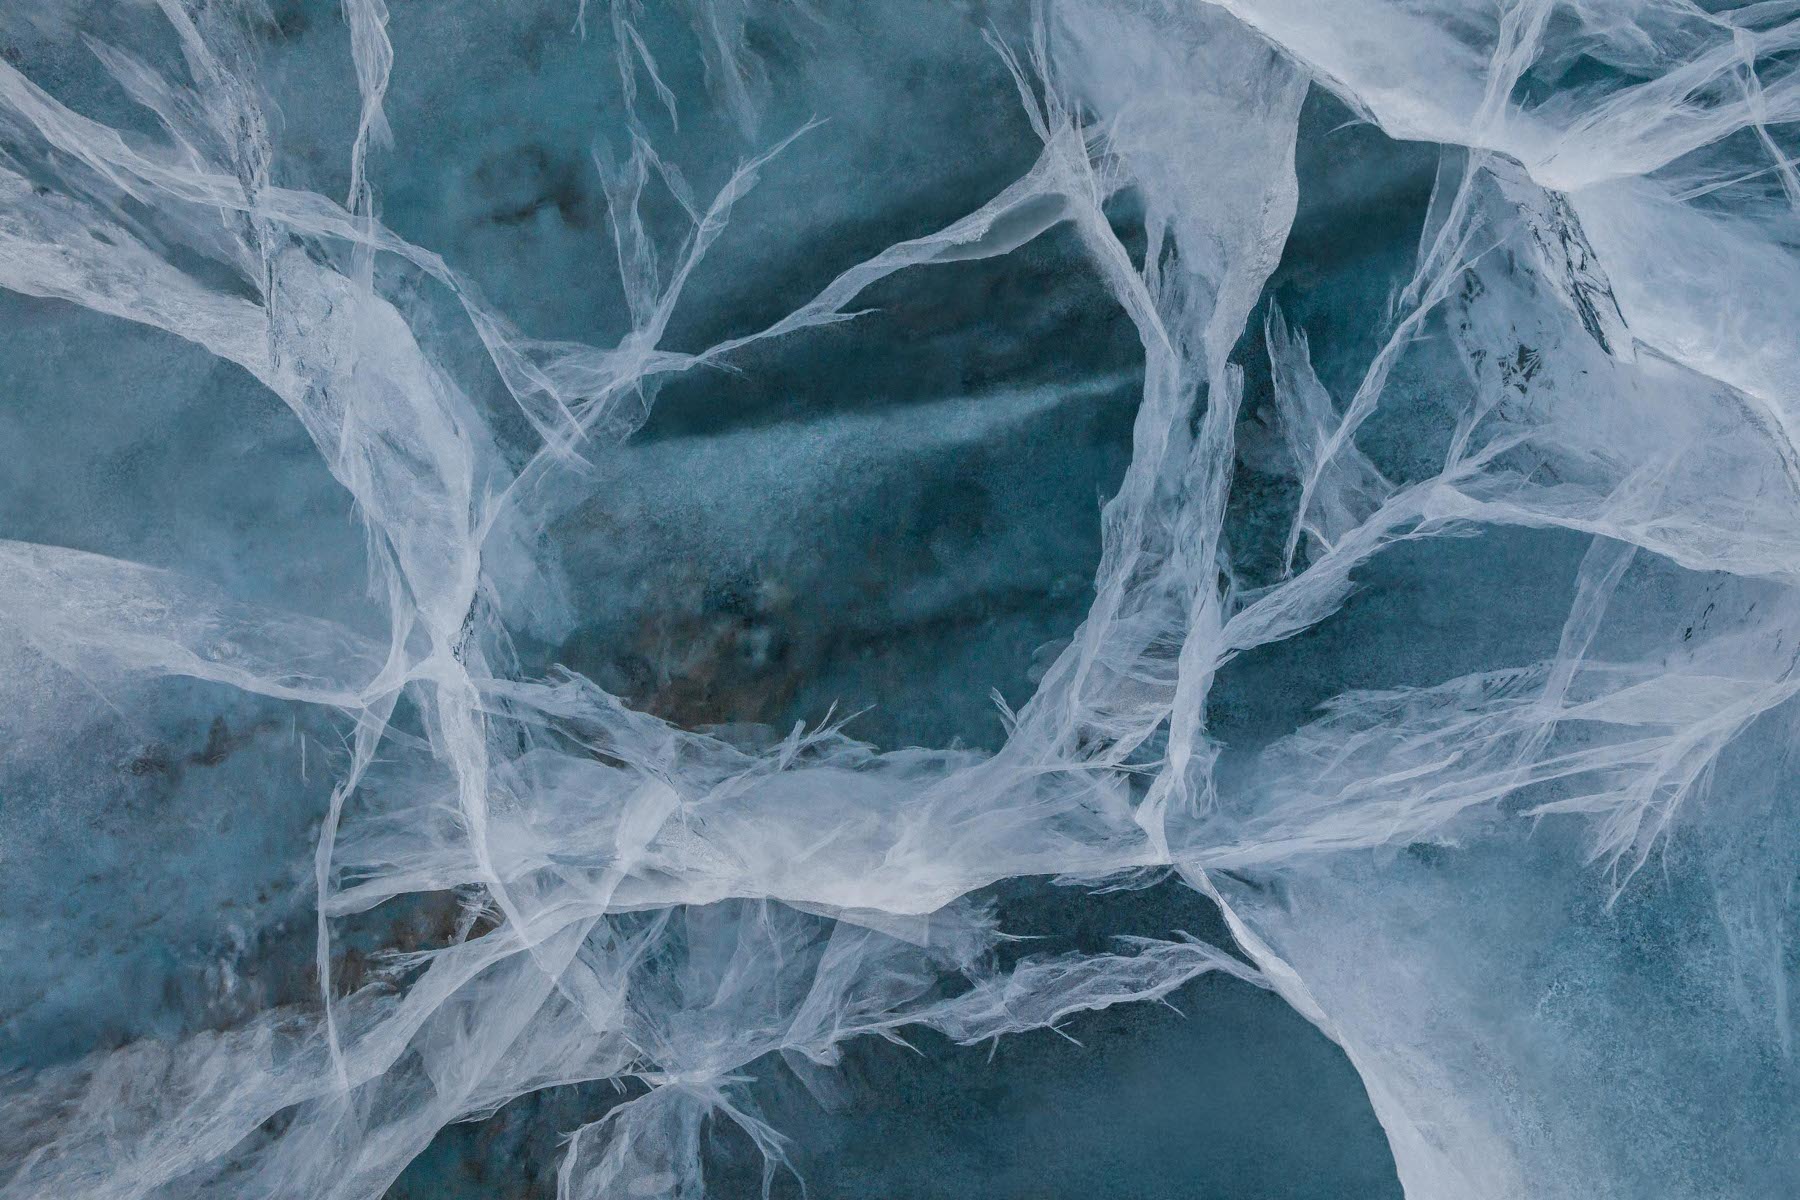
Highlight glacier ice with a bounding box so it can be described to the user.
[2,0,1798,1196]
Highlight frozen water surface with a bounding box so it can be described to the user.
[2,1,1797,1197]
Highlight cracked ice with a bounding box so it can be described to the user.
[2,2,1798,1197]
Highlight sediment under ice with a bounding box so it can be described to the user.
[2,1,1798,1196]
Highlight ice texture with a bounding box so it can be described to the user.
[2,1,1797,1196]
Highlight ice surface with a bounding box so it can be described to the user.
[2,1,1797,1197]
